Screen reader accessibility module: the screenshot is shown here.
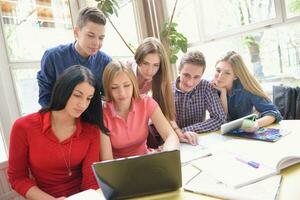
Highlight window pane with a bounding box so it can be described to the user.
[165,0,200,43]
[0,0,73,61]
[0,123,7,162]
[285,0,300,18]
[12,67,40,115]
[193,21,300,95]
[200,0,276,37]
[86,0,139,58]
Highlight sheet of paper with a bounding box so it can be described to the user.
[180,143,211,164]
[66,189,103,200]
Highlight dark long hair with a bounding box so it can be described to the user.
[40,65,109,133]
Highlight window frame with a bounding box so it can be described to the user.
[188,0,300,47]
[0,0,81,159]
[0,19,20,153]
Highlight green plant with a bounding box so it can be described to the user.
[161,21,187,63]
[160,0,187,63]
[243,35,257,48]
[96,0,188,63]
[289,0,300,12]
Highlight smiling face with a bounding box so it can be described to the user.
[138,53,160,81]
[178,63,204,92]
[64,82,95,118]
[74,21,105,58]
[110,72,134,107]
[214,61,237,91]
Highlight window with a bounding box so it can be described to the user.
[12,66,40,115]
[86,0,139,59]
[286,0,300,18]
[165,0,200,43]
[166,0,300,93]
[0,0,74,115]
[1,0,73,61]
[0,122,7,162]
[199,0,276,39]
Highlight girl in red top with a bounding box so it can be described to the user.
[8,65,108,199]
[101,61,179,159]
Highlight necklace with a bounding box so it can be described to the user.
[60,137,73,176]
[51,112,75,176]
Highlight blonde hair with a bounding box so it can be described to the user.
[102,61,140,101]
[134,37,175,120]
[216,51,270,101]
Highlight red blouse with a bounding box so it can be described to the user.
[8,112,100,198]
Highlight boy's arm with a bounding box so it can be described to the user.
[182,87,226,133]
[37,51,56,108]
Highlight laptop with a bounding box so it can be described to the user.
[221,113,257,134]
[92,150,182,200]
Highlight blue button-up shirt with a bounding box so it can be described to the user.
[37,42,112,108]
[228,80,282,122]
[173,78,226,133]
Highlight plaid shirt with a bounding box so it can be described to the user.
[172,78,226,133]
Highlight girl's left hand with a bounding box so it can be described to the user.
[241,121,260,133]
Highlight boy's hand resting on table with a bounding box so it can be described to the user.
[178,130,198,145]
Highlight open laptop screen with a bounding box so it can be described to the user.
[92,150,182,200]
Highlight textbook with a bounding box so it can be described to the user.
[192,136,300,189]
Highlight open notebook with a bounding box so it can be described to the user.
[184,170,282,200]
[192,135,300,189]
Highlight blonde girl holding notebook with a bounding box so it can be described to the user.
[211,51,282,132]
[101,61,179,159]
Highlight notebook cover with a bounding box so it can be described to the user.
[226,128,284,142]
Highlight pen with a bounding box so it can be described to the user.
[235,157,260,168]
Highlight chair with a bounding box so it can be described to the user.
[273,85,300,119]
[0,161,24,200]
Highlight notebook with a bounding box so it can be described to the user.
[192,135,300,189]
[221,114,289,142]
[92,150,182,200]
[192,150,278,189]
[226,127,290,142]
[184,170,282,200]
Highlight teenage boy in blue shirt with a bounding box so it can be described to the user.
[172,51,226,137]
[37,7,111,107]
